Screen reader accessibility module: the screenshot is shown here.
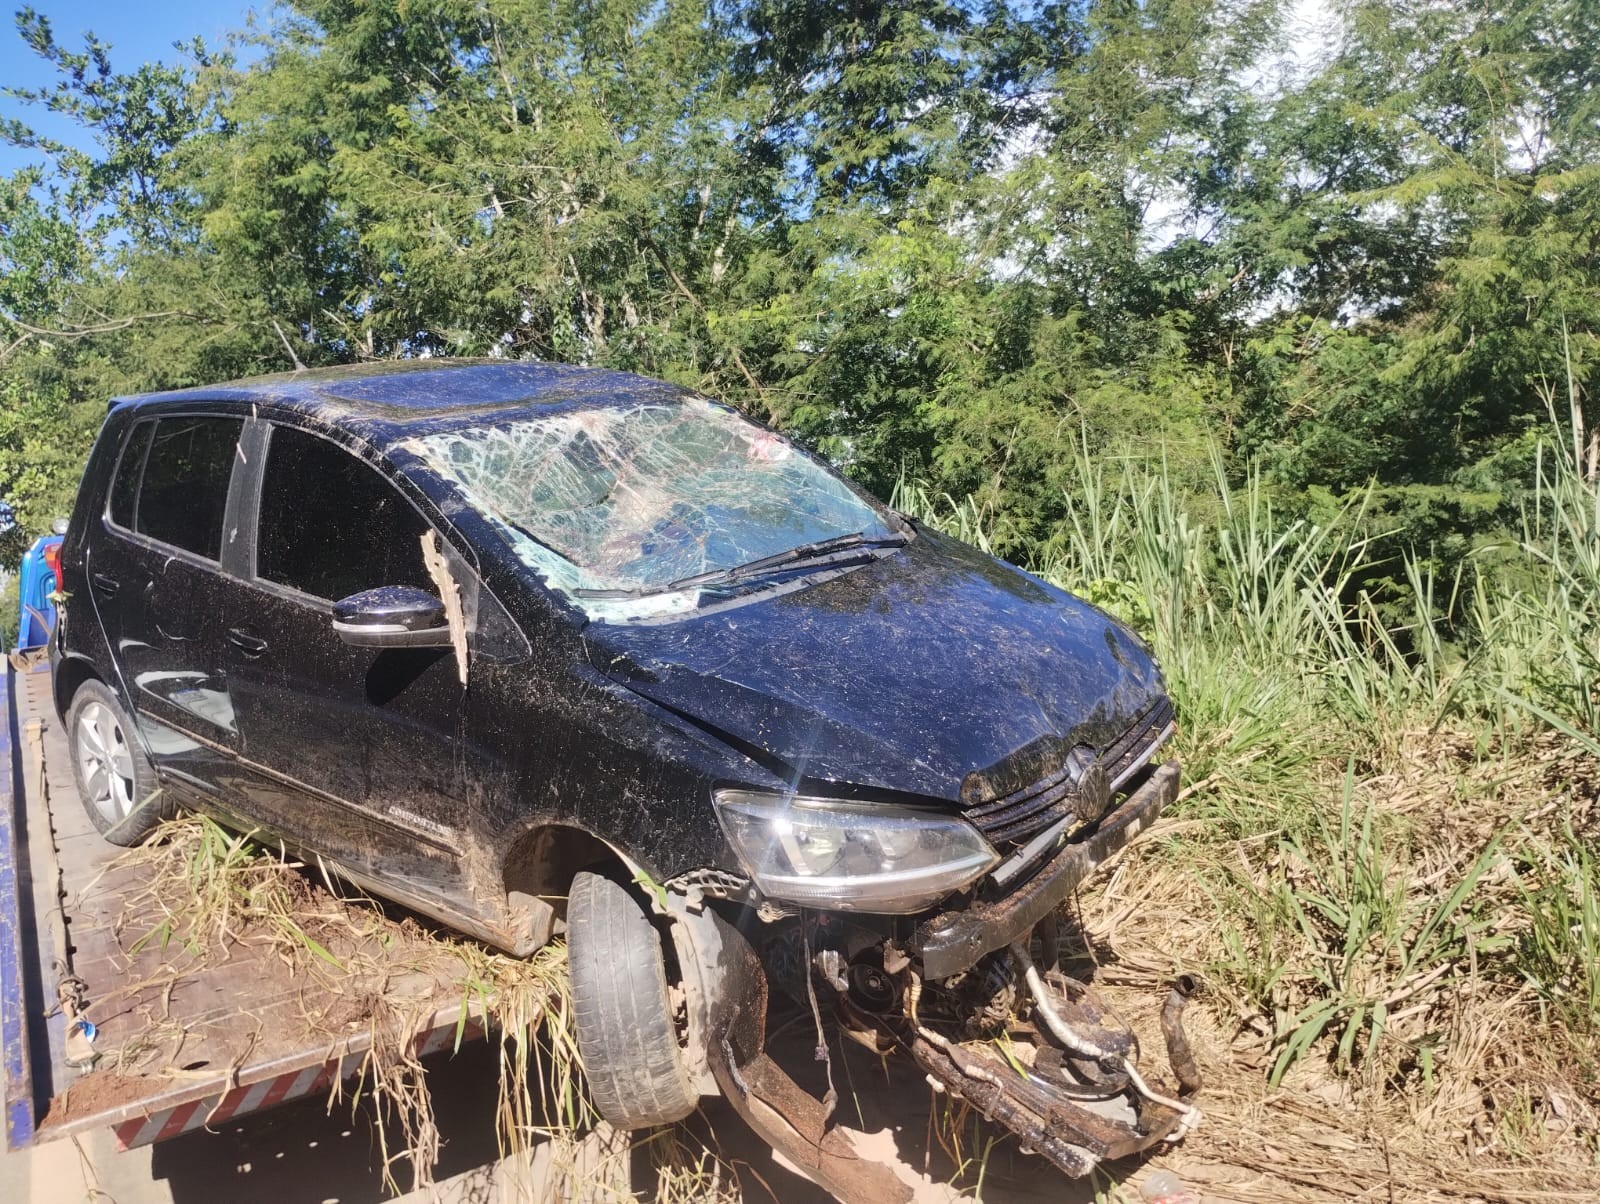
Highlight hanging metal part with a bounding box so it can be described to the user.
[855,955,1204,1182]
[1160,973,1204,1096]
[1012,941,1204,1142]
[664,892,1204,1201]
[666,899,915,1204]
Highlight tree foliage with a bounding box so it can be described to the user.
[0,0,1595,603]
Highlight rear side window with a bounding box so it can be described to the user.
[131,417,243,560]
[108,420,154,529]
[255,425,433,601]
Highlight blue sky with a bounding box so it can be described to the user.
[0,1,258,176]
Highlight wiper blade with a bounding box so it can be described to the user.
[573,531,906,600]
[692,531,906,588]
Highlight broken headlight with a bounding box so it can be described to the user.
[713,790,1000,913]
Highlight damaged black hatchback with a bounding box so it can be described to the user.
[53,360,1198,1198]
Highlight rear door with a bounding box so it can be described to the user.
[221,421,479,917]
[86,413,248,791]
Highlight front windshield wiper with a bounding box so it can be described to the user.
[574,531,907,600]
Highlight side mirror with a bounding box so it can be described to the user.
[332,586,453,649]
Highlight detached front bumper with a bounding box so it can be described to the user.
[913,760,1181,980]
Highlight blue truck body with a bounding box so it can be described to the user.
[15,535,63,651]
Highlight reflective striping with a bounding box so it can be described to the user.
[110,1014,486,1149]
[113,1117,152,1149]
[209,1078,273,1126]
[154,1100,203,1143]
[114,1111,168,1150]
[257,1063,313,1113]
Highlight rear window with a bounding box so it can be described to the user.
[255,425,433,601]
[114,417,242,561]
[108,420,154,530]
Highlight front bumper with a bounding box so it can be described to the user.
[667,759,1192,1201]
[912,760,1180,979]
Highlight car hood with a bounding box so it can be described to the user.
[581,528,1165,803]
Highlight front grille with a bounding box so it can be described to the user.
[964,695,1176,849]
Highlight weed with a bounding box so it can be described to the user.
[1511,827,1600,1036]
[1253,763,1501,1085]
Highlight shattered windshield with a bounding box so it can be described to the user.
[406,398,900,618]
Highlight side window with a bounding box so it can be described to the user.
[255,425,434,601]
[108,420,154,529]
[136,417,243,560]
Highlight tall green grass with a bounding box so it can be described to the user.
[894,402,1600,1088]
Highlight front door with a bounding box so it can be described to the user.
[87,413,247,793]
[222,422,479,919]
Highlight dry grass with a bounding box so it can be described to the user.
[1076,723,1600,1203]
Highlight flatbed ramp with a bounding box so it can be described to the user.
[1,663,484,1153]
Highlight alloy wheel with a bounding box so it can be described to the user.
[76,700,137,823]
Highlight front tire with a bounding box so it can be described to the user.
[66,680,167,845]
[568,869,698,1129]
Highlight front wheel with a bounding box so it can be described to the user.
[66,680,168,845]
[568,869,699,1129]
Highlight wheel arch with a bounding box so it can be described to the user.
[500,821,631,916]
[53,654,104,721]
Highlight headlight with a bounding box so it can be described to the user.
[714,790,1000,914]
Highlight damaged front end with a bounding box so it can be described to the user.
[664,759,1200,1202]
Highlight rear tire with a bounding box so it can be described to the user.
[568,869,698,1129]
[66,680,168,846]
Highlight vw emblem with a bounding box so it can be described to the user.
[1070,751,1112,823]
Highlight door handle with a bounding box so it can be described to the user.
[91,572,119,598]
[226,628,268,657]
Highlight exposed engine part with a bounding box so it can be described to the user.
[917,949,1018,1039]
[845,954,900,1014]
[764,914,902,1005]
[762,920,812,1003]
[813,947,848,993]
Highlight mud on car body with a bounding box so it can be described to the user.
[52,360,1199,1199]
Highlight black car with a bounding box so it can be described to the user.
[52,360,1197,1196]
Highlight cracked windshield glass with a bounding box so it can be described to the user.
[408,398,900,617]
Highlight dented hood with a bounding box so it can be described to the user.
[582,528,1164,802]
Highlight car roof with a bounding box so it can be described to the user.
[109,359,691,435]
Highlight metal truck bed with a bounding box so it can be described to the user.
[0,662,485,1153]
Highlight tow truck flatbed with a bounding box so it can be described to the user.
[1,662,485,1154]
